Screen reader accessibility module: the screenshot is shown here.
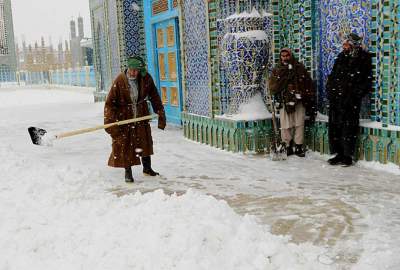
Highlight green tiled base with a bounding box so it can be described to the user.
[182,112,274,153]
[306,122,400,165]
[183,112,400,166]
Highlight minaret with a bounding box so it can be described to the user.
[70,19,77,39]
[78,16,84,39]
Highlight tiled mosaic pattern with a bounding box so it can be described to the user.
[272,0,314,72]
[216,19,229,114]
[306,122,400,166]
[218,0,270,16]
[319,0,371,110]
[115,0,126,68]
[88,0,400,126]
[123,0,143,58]
[220,15,270,114]
[182,111,273,153]
[216,0,272,115]
[87,0,400,165]
[183,111,400,166]
[182,0,211,116]
[371,0,400,127]
[207,0,220,115]
[90,0,146,97]
[91,0,111,92]
[108,0,121,79]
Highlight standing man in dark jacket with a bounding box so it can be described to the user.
[326,33,373,166]
[269,48,316,157]
[104,56,166,182]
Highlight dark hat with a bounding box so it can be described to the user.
[346,33,362,46]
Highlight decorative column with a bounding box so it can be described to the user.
[220,9,271,114]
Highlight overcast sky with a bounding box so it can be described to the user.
[11,0,92,46]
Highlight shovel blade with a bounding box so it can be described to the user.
[28,127,47,145]
[270,143,287,161]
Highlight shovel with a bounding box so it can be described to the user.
[268,95,287,161]
[28,114,158,146]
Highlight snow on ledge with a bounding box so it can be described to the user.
[311,115,400,132]
[224,30,268,41]
[217,92,271,121]
[261,10,273,17]
[360,120,400,132]
[226,8,272,20]
[316,112,329,122]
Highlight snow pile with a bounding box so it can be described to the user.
[218,92,271,121]
[358,160,400,176]
[0,146,331,270]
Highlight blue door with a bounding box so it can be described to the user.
[154,19,182,125]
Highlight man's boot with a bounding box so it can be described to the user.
[125,167,134,183]
[286,140,294,156]
[341,156,353,167]
[294,144,306,157]
[328,154,344,165]
[142,156,159,176]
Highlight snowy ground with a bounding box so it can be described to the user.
[1,86,399,270]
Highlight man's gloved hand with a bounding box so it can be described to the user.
[158,110,166,130]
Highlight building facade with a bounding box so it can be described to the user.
[0,0,16,82]
[90,0,400,166]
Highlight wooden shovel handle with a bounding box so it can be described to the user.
[56,114,158,139]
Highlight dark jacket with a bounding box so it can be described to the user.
[104,71,166,168]
[326,48,373,107]
[326,47,373,156]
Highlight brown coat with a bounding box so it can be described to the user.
[269,59,315,115]
[104,71,166,168]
